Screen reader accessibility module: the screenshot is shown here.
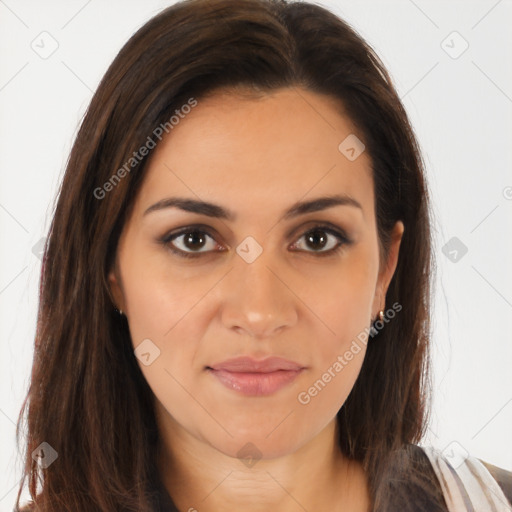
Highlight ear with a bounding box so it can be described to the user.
[371,220,404,318]
[108,263,126,313]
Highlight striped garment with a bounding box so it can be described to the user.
[422,445,512,511]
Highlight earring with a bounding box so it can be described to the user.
[116,308,123,316]
[373,310,384,324]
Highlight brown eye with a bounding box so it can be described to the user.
[161,227,222,259]
[290,225,352,256]
[175,231,210,251]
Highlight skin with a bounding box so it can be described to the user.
[109,87,404,512]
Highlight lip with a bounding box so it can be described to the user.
[207,356,306,396]
[209,356,304,373]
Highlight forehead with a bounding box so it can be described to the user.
[134,87,374,223]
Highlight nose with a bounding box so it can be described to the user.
[220,251,298,340]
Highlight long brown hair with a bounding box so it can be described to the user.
[15,0,439,510]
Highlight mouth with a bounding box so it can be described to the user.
[206,356,306,396]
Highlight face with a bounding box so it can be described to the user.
[109,87,403,461]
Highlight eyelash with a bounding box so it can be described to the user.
[158,223,353,260]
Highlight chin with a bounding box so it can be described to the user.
[198,421,314,463]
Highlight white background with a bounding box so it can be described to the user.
[1,0,511,508]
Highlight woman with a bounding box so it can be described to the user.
[14,0,512,510]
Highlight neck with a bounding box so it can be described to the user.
[156,417,370,512]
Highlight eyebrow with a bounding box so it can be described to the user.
[143,194,363,221]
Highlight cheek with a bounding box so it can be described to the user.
[297,304,370,418]
[120,244,210,347]
[122,261,211,439]
[303,253,377,356]
[296,252,376,411]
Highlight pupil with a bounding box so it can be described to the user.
[307,230,327,250]
[185,231,205,249]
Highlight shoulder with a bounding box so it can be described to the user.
[375,443,449,511]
